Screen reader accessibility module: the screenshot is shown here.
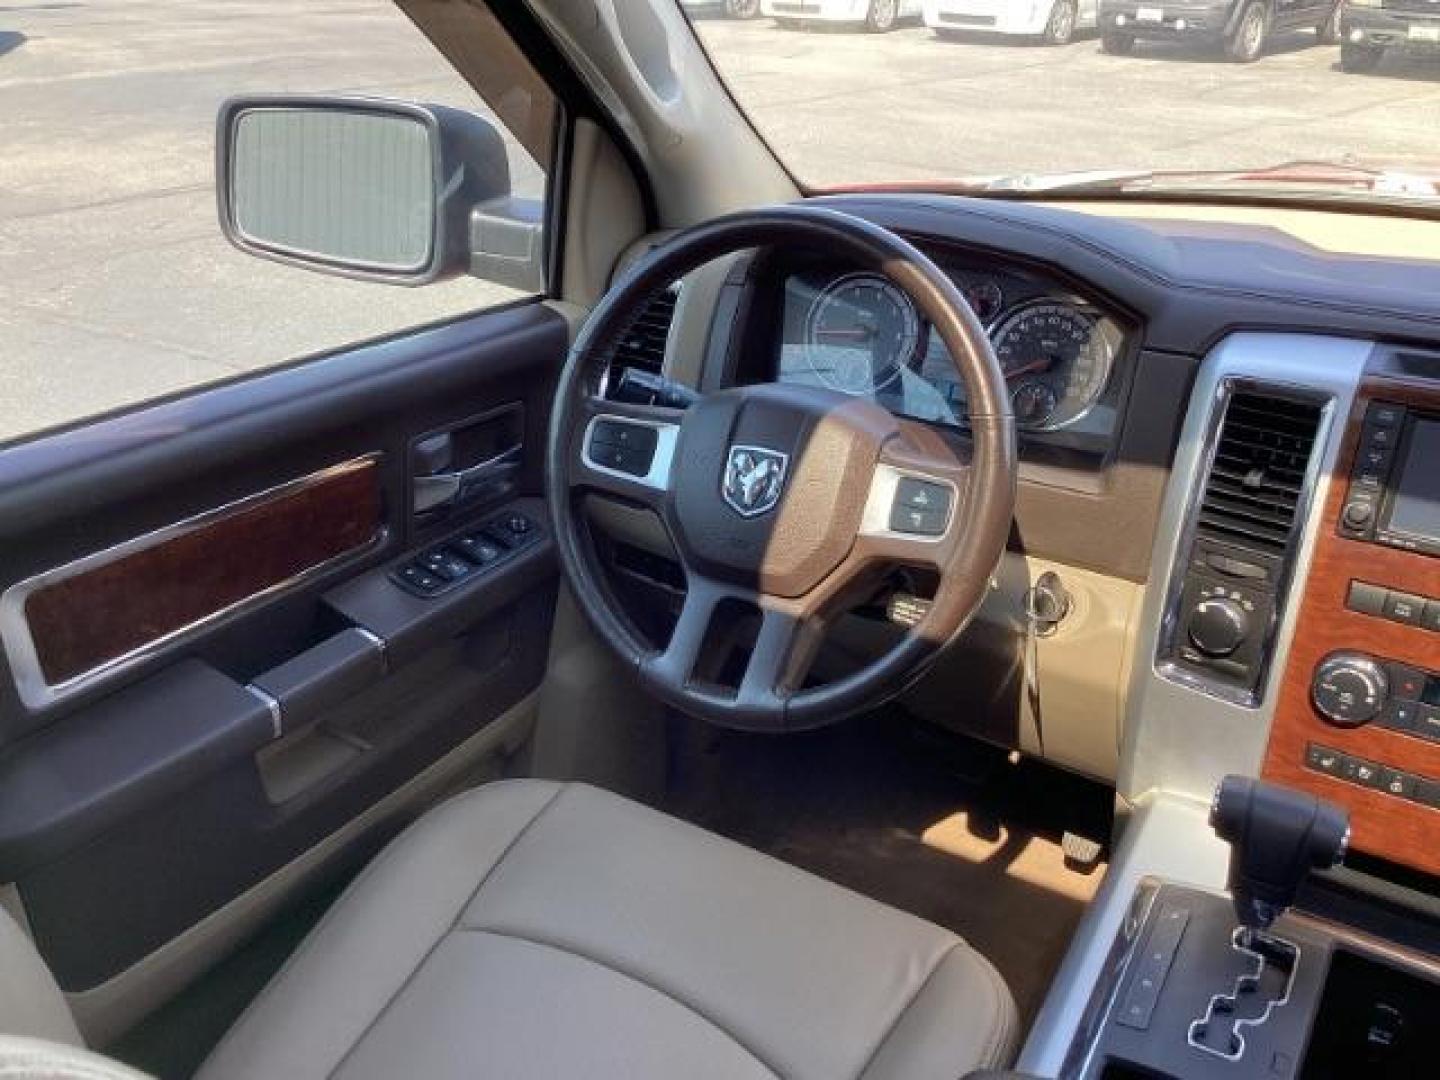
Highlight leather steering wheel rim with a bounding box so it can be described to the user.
[546,205,1017,731]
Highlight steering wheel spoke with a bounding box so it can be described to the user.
[856,420,973,568]
[736,606,826,710]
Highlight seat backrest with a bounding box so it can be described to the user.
[0,1035,154,1080]
[0,901,81,1046]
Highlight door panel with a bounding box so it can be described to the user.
[0,299,568,993]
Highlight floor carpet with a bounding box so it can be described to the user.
[663,710,1113,1032]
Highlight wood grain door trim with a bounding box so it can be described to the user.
[1,455,385,710]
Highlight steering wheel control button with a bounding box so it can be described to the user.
[890,478,952,535]
[588,419,659,479]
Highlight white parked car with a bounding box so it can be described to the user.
[923,0,1096,43]
[761,0,924,32]
[680,0,763,17]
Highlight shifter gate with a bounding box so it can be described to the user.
[1187,927,1300,1061]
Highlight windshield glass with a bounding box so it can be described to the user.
[684,1,1433,203]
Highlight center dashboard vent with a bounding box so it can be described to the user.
[608,282,680,380]
[1196,391,1324,555]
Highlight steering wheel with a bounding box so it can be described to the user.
[546,205,1017,731]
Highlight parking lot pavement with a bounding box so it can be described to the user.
[2,4,1438,441]
[692,16,1440,184]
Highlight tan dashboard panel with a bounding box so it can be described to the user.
[1263,375,1440,877]
[902,553,1143,783]
[16,458,383,691]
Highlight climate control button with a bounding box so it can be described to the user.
[1312,652,1389,728]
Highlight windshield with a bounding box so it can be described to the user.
[684,1,1436,205]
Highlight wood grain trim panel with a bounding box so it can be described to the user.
[8,457,383,699]
[1262,375,1440,877]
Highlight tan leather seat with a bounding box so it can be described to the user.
[196,779,1017,1080]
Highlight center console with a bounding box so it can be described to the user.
[1059,779,1440,1080]
[1262,351,1440,879]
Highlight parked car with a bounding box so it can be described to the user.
[924,0,1098,43]
[1098,0,1341,59]
[1339,0,1440,71]
[762,0,923,31]
[681,0,763,16]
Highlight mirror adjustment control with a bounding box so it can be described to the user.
[1312,652,1389,728]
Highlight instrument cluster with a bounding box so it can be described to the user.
[777,259,1126,435]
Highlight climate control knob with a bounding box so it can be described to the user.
[1311,653,1389,728]
[1187,598,1250,658]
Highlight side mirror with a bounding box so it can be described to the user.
[216,95,543,290]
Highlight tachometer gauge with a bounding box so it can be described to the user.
[990,302,1118,431]
[803,273,920,395]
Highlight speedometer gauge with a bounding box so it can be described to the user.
[990,302,1118,431]
[803,273,920,395]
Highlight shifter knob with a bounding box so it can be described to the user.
[1210,775,1349,931]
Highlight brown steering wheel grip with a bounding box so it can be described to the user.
[546,204,1017,731]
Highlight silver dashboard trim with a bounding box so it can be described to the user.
[1120,333,1372,807]
[1153,377,1336,708]
[244,683,285,741]
[0,454,386,712]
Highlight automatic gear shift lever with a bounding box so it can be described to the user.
[1210,775,1350,931]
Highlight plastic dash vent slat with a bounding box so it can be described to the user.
[607,283,679,385]
[1195,391,1323,555]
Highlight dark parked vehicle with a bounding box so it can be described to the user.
[1099,0,1341,59]
[1340,0,1440,71]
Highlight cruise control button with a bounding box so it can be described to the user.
[591,420,658,455]
[894,477,952,514]
[890,504,948,536]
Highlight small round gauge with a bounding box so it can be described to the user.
[990,302,1118,431]
[1011,380,1059,427]
[803,272,921,395]
[962,281,1005,325]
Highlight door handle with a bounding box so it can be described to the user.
[413,445,521,514]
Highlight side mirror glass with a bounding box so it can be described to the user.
[216,96,543,289]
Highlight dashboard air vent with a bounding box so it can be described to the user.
[609,282,680,379]
[1195,391,1323,554]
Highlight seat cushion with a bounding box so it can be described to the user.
[198,780,1017,1080]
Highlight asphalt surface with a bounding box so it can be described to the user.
[3,1,1438,440]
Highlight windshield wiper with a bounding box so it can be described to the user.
[967,160,1440,198]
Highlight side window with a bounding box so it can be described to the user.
[0,1,556,443]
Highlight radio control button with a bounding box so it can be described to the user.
[1312,653,1388,727]
[1380,699,1420,732]
[1380,769,1413,798]
[1384,591,1427,626]
[1347,581,1389,616]
[1367,404,1404,428]
[1387,663,1426,700]
[1415,706,1440,742]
